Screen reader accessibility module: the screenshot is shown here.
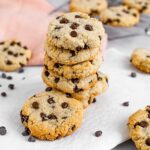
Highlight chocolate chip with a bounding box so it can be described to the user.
[145,138,150,146]
[84,44,89,49]
[130,72,136,78]
[132,13,137,17]
[13,53,18,57]
[18,68,24,73]
[28,135,36,142]
[44,70,49,77]
[19,53,24,56]
[70,22,79,30]
[56,16,61,19]
[76,46,82,51]
[32,102,39,109]
[54,77,60,83]
[23,46,28,49]
[122,101,129,107]
[61,102,69,109]
[6,60,12,65]
[55,26,62,30]
[146,55,150,58]
[94,130,102,137]
[0,41,4,45]
[99,36,102,41]
[7,76,12,80]
[20,112,29,123]
[92,98,96,103]
[62,116,67,119]
[48,114,57,120]
[7,51,13,55]
[116,13,121,16]
[0,126,7,135]
[3,48,8,52]
[137,121,148,128]
[70,31,77,37]
[44,65,48,70]
[123,9,129,14]
[40,113,47,121]
[70,51,76,56]
[45,87,52,91]
[19,63,24,67]
[74,85,83,92]
[8,84,15,90]
[54,63,62,68]
[71,78,80,83]
[1,92,7,97]
[47,97,55,104]
[60,18,69,24]
[16,42,21,46]
[71,125,76,131]
[22,128,30,136]
[75,15,82,18]
[1,73,6,78]
[10,41,15,46]
[85,24,93,31]
[66,93,72,98]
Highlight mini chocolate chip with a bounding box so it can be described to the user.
[40,113,47,121]
[56,16,61,19]
[145,138,150,146]
[60,18,69,24]
[62,116,67,119]
[47,97,55,104]
[116,13,121,16]
[132,13,137,17]
[22,128,30,136]
[45,87,52,91]
[138,121,148,128]
[71,78,80,83]
[0,126,7,135]
[10,41,15,46]
[19,63,24,67]
[61,102,69,109]
[6,60,12,65]
[28,135,36,142]
[1,92,7,97]
[146,55,150,58]
[66,93,72,98]
[20,112,29,123]
[88,99,91,104]
[18,68,24,73]
[75,15,82,18]
[70,22,79,30]
[85,24,93,31]
[44,65,48,70]
[122,101,129,107]
[23,46,28,49]
[123,9,129,14]
[7,76,12,80]
[92,98,96,103]
[94,130,102,137]
[54,77,60,83]
[3,48,8,52]
[13,53,18,57]
[76,46,82,51]
[70,51,76,56]
[74,85,83,92]
[44,70,49,77]
[148,113,150,119]
[54,63,61,68]
[84,44,89,49]
[8,84,15,90]
[130,72,136,78]
[70,31,77,37]
[19,53,24,56]
[16,42,21,46]
[71,125,76,131]
[7,51,13,55]
[48,114,57,120]
[32,102,39,109]
[1,73,6,78]
[0,41,4,45]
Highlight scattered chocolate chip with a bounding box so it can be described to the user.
[76,46,82,51]
[70,31,77,37]
[22,128,30,136]
[44,70,50,77]
[19,63,24,67]
[7,76,12,80]
[85,24,93,31]
[1,73,6,78]
[92,98,96,103]
[130,72,136,78]
[28,135,36,142]
[145,138,150,146]
[32,102,39,109]
[1,92,7,97]
[0,126,7,135]
[146,55,150,58]
[18,68,24,73]
[71,78,80,83]
[6,60,12,65]
[75,15,82,18]
[20,112,29,123]
[61,102,69,109]
[0,84,1,87]
[48,114,57,120]
[10,41,15,46]
[45,87,52,91]
[74,85,83,92]
[13,53,18,57]
[94,130,102,137]
[71,125,76,131]
[7,51,13,55]
[8,84,15,90]
[70,22,79,30]
[66,93,72,98]
[122,101,129,107]
[70,51,76,56]
[60,18,69,24]
[40,113,47,121]
[19,53,24,56]
[0,41,4,45]
[23,46,28,49]
[54,77,60,83]
[47,97,55,104]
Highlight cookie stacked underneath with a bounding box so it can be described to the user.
[42,12,108,108]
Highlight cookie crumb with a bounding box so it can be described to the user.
[94,130,102,137]
[122,101,129,107]
[0,126,7,135]
[130,72,136,78]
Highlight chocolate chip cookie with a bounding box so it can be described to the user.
[45,42,99,65]
[44,51,102,79]
[131,48,150,73]
[42,66,98,94]
[69,0,108,16]
[100,5,140,27]
[128,106,150,150]
[0,41,32,71]
[20,90,83,140]
[47,12,105,51]
[123,0,150,14]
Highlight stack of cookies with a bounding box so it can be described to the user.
[42,12,108,108]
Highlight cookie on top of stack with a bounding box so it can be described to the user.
[43,12,108,109]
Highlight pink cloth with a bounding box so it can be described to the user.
[0,0,57,65]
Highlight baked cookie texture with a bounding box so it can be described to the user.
[69,0,108,16]
[44,52,103,79]
[131,48,150,73]
[46,12,105,51]
[100,5,140,27]
[0,41,32,71]
[20,90,83,140]
[128,106,150,150]
[123,0,150,14]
